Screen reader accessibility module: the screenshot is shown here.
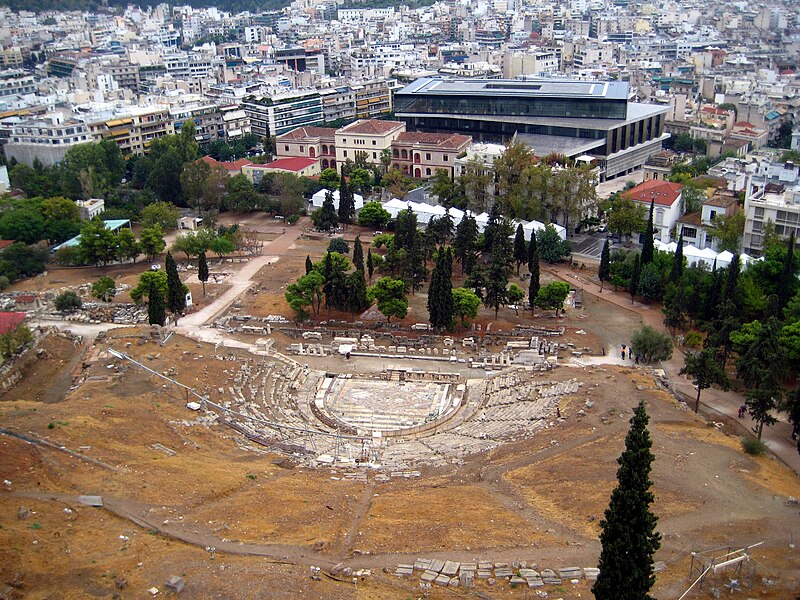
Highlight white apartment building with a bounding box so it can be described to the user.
[5,113,92,167]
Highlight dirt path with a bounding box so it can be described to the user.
[547,264,800,477]
[336,482,376,559]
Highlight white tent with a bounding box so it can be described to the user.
[311,188,364,211]
[654,241,762,270]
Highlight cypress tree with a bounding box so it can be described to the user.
[629,253,640,305]
[528,235,540,310]
[776,232,796,312]
[353,235,364,272]
[641,199,655,266]
[165,251,185,322]
[593,400,661,600]
[338,178,354,224]
[669,232,684,284]
[722,253,740,306]
[513,223,527,274]
[147,280,165,326]
[367,248,375,281]
[428,248,454,329]
[305,254,313,275]
[454,213,478,275]
[345,270,368,315]
[198,251,209,296]
[319,191,339,232]
[598,238,611,292]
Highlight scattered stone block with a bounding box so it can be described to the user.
[442,561,460,576]
[395,566,413,577]
[558,567,583,579]
[434,574,451,586]
[429,559,445,573]
[583,567,600,581]
[527,578,544,588]
[164,576,184,593]
[459,572,475,588]
[510,576,526,586]
[420,571,437,583]
[495,567,514,578]
[477,570,493,579]
[413,558,431,571]
[17,506,30,519]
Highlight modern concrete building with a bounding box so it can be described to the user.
[5,113,92,167]
[242,89,323,138]
[394,78,670,181]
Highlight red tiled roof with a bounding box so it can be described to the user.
[0,240,14,252]
[678,211,702,226]
[0,312,26,335]
[200,156,253,171]
[15,295,35,304]
[338,119,404,135]
[278,126,337,141]
[394,132,472,149]
[701,106,732,116]
[256,157,318,172]
[622,179,683,206]
[734,121,756,128]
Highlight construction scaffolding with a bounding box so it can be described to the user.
[679,543,761,599]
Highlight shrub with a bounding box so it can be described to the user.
[683,330,703,348]
[327,237,349,254]
[54,291,82,312]
[740,436,767,456]
[630,325,673,363]
[286,214,300,225]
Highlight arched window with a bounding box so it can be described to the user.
[309,147,316,157]
[401,149,408,159]
[322,144,328,154]
[321,159,329,169]
[414,154,421,163]
[414,168,421,178]
[392,148,399,158]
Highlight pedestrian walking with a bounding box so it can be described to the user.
[620,344,626,360]
[628,347,632,360]
[738,405,746,418]
[635,354,640,365]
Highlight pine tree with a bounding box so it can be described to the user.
[147,280,166,326]
[198,251,209,296]
[367,248,375,281]
[513,223,527,274]
[485,239,511,319]
[640,200,655,266]
[776,232,796,312]
[629,253,640,305]
[598,239,611,292]
[528,234,540,310]
[305,254,313,275]
[669,232,684,284]
[482,202,503,255]
[345,270,368,315]
[165,251,185,323]
[593,401,661,600]
[428,248,454,329]
[353,235,364,272]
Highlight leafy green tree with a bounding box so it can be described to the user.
[607,197,646,243]
[729,320,763,355]
[513,223,527,274]
[707,211,744,254]
[116,228,141,263]
[91,276,117,302]
[348,168,372,195]
[452,287,480,324]
[598,239,611,292]
[0,323,32,359]
[285,270,324,321]
[428,248,454,329]
[40,196,80,223]
[358,202,391,229]
[679,348,730,412]
[198,251,209,295]
[779,320,800,365]
[776,233,797,313]
[130,270,168,304]
[147,279,166,326]
[630,325,673,363]
[0,243,48,281]
[453,213,478,275]
[680,182,706,214]
[534,281,570,316]
[140,225,166,261]
[637,263,662,303]
[367,276,408,322]
[737,317,787,439]
[54,291,82,312]
[593,401,661,600]
[44,218,80,245]
[225,174,260,212]
[0,208,45,244]
[319,168,340,190]
[140,201,180,229]
[507,283,525,312]
[79,218,117,265]
[327,237,349,255]
[537,224,571,263]
[641,200,655,266]
[629,253,641,304]
[209,234,236,257]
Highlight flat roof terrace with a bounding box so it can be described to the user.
[398,77,629,100]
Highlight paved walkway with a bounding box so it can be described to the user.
[548,265,800,476]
